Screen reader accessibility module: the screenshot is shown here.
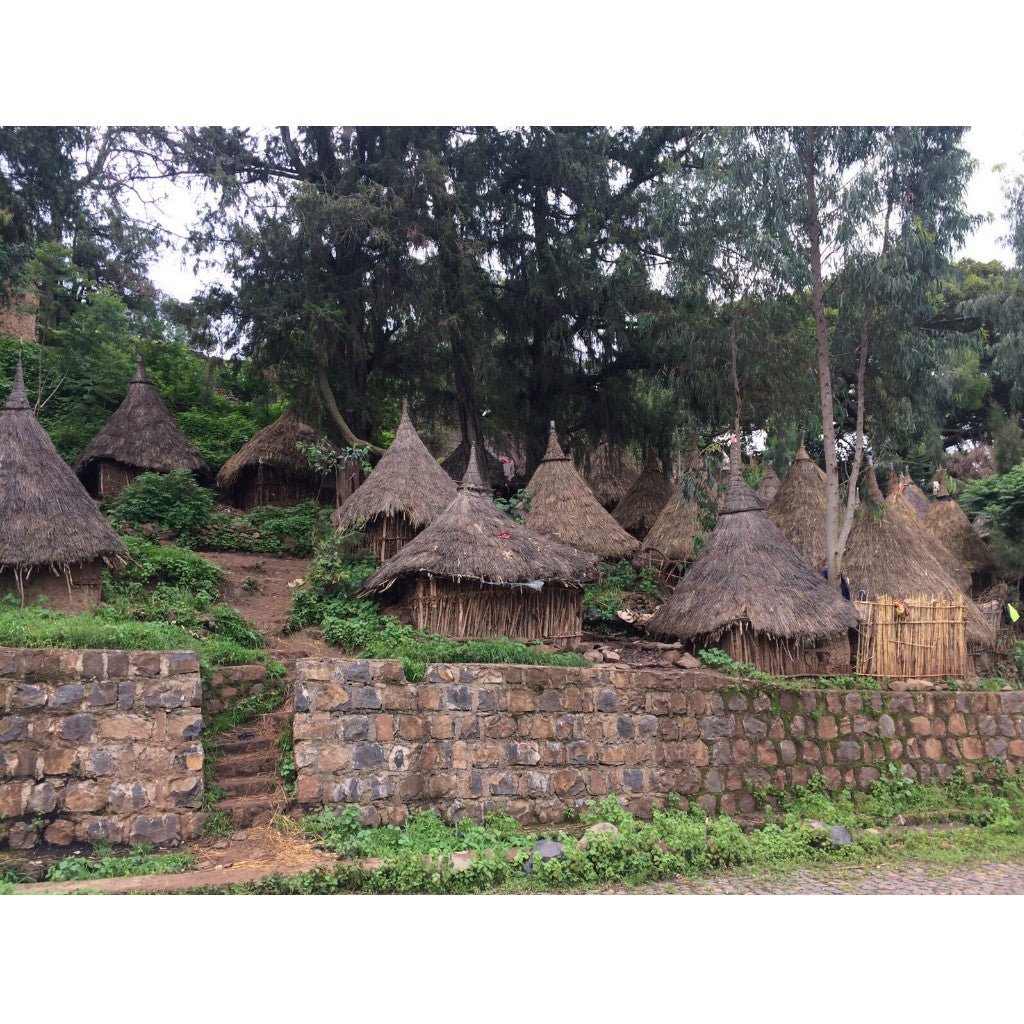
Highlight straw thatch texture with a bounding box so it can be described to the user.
[757,463,781,504]
[0,362,127,606]
[841,467,992,645]
[362,449,598,643]
[901,473,931,519]
[647,448,859,674]
[582,440,640,510]
[441,438,513,491]
[524,424,639,561]
[926,473,1000,587]
[612,453,673,539]
[332,401,456,560]
[74,354,211,498]
[639,445,717,568]
[766,441,829,570]
[215,407,337,510]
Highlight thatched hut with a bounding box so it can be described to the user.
[361,448,599,645]
[331,400,456,561]
[926,471,1000,593]
[900,470,931,519]
[843,466,992,645]
[582,440,640,510]
[215,407,348,510]
[757,462,781,504]
[74,353,211,498]
[646,446,858,675]
[639,445,715,569]
[612,452,673,540]
[0,361,128,610]
[766,441,829,571]
[524,423,639,562]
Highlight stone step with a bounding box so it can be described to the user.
[216,775,281,798]
[214,749,280,776]
[215,733,278,756]
[216,794,282,828]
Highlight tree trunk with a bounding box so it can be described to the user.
[316,367,383,453]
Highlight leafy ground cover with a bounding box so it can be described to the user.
[583,560,663,630]
[187,765,1024,893]
[43,843,195,882]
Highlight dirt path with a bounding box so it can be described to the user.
[198,551,331,661]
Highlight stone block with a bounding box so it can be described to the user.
[65,781,102,813]
[43,819,74,846]
[817,716,838,740]
[61,714,97,743]
[352,687,383,711]
[130,814,178,844]
[87,681,119,707]
[0,715,28,743]
[84,748,117,775]
[961,737,984,761]
[13,684,46,710]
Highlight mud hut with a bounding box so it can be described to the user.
[612,452,673,540]
[0,361,128,610]
[331,400,456,561]
[582,440,640,511]
[926,471,1000,593]
[361,448,599,645]
[639,445,715,570]
[524,423,639,562]
[757,462,781,504]
[646,446,858,675]
[215,407,347,510]
[74,352,211,498]
[843,466,992,645]
[766,441,829,571]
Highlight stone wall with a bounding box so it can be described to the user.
[0,649,204,849]
[294,658,1024,825]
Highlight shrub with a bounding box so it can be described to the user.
[107,471,215,539]
[198,501,331,557]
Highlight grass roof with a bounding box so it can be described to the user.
[766,441,829,570]
[612,452,673,538]
[640,445,716,565]
[362,446,599,595]
[524,423,639,561]
[215,406,328,491]
[926,472,1000,576]
[582,440,640,509]
[647,446,858,643]
[0,361,127,574]
[74,353,210,480]
[758,462,781,504]
[332,400,456,532]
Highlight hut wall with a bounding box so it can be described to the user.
[335,460,363,505]
[0,559,104,613]
[357,514,417,563]
[697,624,852,677]
[399,577,583,646]
[80,458,139,500]
[230,465,336,510]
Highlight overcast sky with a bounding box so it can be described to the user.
[144,125,1024,303]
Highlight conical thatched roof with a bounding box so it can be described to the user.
[612,452,673,538]
[767,441,829,570]
[215,406,328,492]
[440,437,507,491]
[0,361,127,574]
[757,463,780,504]
[524,423,639,561]
[362,446,599,595]
[885,472,969,587]
[332,400,456,532]
[900,470,931,519]
[641,445,716,565]
[647,445,858,643]
[842,466,991,643]
[75,353,210,481]
[926,471,1000,577]
[582,440,640,509]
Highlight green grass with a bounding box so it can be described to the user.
[44,843,195,882]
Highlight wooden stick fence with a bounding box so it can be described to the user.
[854,593,967,679]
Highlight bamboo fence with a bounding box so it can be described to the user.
[407,577,584,646]
[712,624,850,676]
[854,593,967,679]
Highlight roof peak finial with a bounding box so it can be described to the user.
[131,345,150,385]
[542,421,567,462]
[3,358,30,411]
[459,443,489,493]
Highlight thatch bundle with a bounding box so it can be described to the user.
[842,466,992,645]
[75,353,211,498]
[766,441,829,570]
[362,448,599,644]
[612,452,673,540]
[757,462,781,504]
[0,361,127,610]
[647,447,858,675]
[524,423,639,561]
[331,400,457,561]
[639,445,714,568]
[926,471,1000,590]
[215,407,341,510]
[582,440,640,510]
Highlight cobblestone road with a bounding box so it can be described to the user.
[591,860,1024,894]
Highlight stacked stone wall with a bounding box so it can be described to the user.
[294,658,1024,825]
[0,648,204,848]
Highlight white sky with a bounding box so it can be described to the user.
[143,125,1024,303]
